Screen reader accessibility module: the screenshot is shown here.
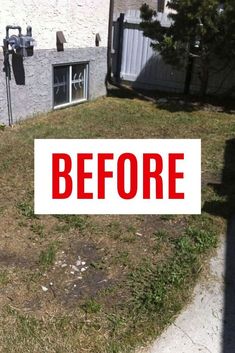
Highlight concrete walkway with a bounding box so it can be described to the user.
[138,240,225,353]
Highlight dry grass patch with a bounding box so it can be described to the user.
[0,95,234,352]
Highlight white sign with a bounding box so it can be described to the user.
[34,139,201,215]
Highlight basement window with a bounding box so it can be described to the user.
[53,63,88,108]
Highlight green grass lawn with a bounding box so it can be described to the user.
[0,95,234,353]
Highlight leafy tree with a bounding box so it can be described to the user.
[140,0,235,96]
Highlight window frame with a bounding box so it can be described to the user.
[53,62,89,109]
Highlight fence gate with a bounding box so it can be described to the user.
[112,10,235,95]
[112,10,185,93]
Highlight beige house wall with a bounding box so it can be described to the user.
[114,0,158,17]
[0,0,110,50]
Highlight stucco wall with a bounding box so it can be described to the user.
[113,0,172,18]
[0,47,107,125]
[114,0,158,17]
[0,0,110,50]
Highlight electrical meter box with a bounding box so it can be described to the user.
[4,25,36,57]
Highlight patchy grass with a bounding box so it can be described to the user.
[0,95,234,353]
[55,215,88,232]
[0,272,8,287]
[17,201,36,219]
[82,299,102,314]
[30,223,45,238]
[38,243,57,270]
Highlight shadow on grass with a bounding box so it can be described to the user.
[107,84,235,114]
[203,138,235,353]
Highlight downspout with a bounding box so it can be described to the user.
[106,0,114,87]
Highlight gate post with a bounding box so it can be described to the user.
[116,13,125,83]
